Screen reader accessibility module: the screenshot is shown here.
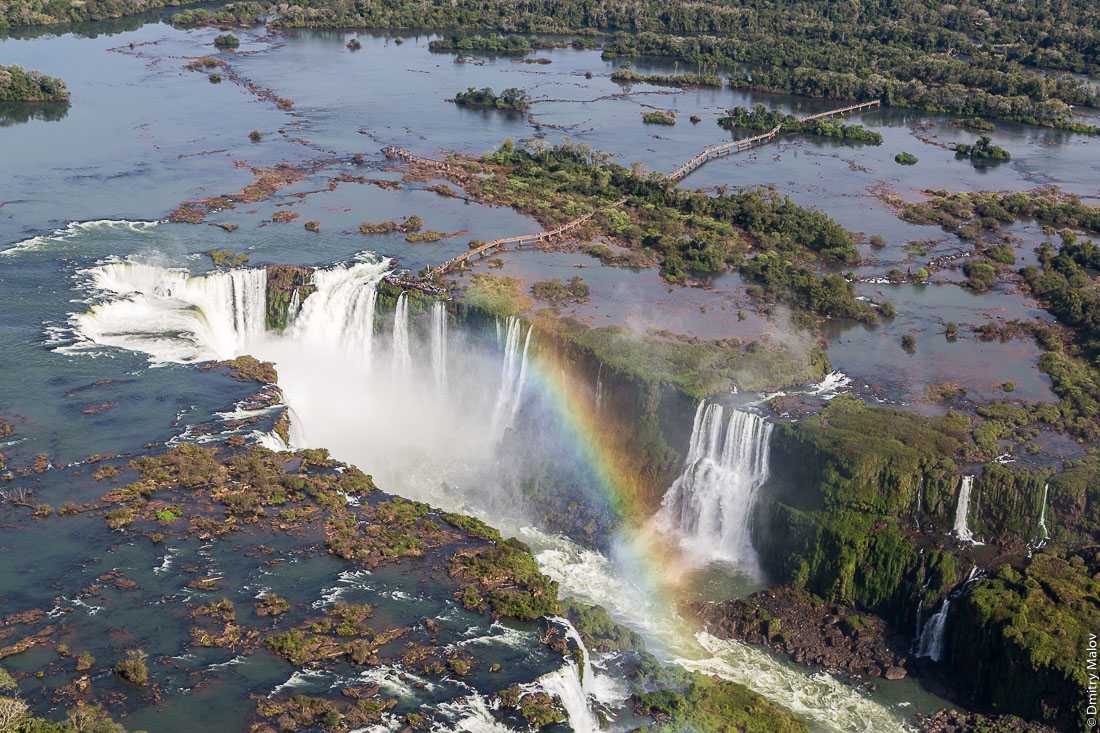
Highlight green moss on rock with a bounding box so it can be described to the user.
[949,550,1100,731]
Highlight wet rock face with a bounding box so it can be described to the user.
[688,586,911,682]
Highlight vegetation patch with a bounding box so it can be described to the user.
[453,86,529,112]
[954,136,1011,164]
[633,674,806,732]
[530,276,589,306]
[642,109,676,125]
[449,538,561,620]
[612,68,721,88]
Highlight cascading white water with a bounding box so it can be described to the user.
[431,300,448,391]
[287,287,301,326]
[1037,482,1050,544]
[916,599,950,662]
[286,260,389,365]
[524,527,911,733]
[594,364,604,409]
[391,292,412,376]
[510,326,532,423]
[952,475,980,544]
[657,402,773,570]
[523,617,625,733]
[489,316,532,437]
[69,260,266,363]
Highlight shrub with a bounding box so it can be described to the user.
[115,649,149,686]
[213,33,240,49]
[963,259,998,291]
[895,151,918,165]
[642,109,676,125]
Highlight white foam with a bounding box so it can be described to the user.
[1,219,160,257]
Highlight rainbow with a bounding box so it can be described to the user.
[516,328,701,596]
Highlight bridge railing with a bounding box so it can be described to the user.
[669,101,879,181]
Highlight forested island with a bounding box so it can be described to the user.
[452,86,529,112]
[0,65,68,103]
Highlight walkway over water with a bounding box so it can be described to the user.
[668,100,881,182]
[383,99,881,278]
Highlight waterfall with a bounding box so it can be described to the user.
[530,618,624,733]
[70,260,267,363]
[657,402,773,569]
[287,261,389,364]
[390,292,412,376]
[431,301,448,391]
[952,475,981,544]
[916,599,950,662]
[594,364,604,409]
[489,316,532,436]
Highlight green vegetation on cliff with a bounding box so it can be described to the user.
[0,65,69,103]
[951,551,1100,731]
[265,265,315,332]
[764,396,967,617]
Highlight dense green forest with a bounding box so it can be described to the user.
[257,0,1100,129]
[8,0,1099,131]
[0,0,201,28]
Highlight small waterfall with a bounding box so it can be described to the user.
[1037,482,1050,545]
[489,316,532,436]
[594,364,604,409]
[952,475,981,544]
[390,292,412,376]
[287,287,301,325]
[510,326,532,422]
[657,402,773,569]
[916,598,950,662]
[531,618,624,733]
[431,301,448,391]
